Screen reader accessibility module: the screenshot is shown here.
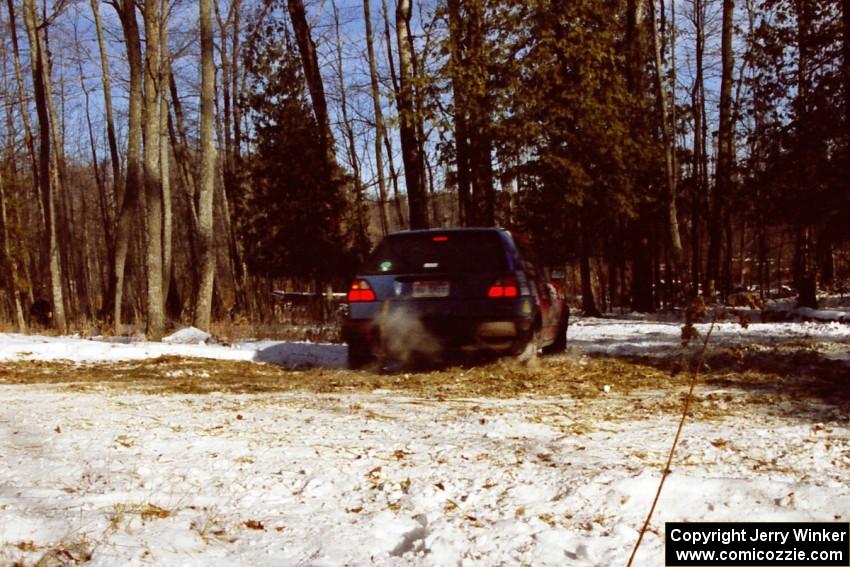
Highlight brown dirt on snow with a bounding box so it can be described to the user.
[0,355,678,398]
[1,348,847,423]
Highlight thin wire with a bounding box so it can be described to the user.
[626,314,717,567]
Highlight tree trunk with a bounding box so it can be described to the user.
[845,0,850,149]
[0,168,25,331]
[112,0,144,333]
[194,0,217,331]
[91,0,121,206]
[142,0,164,339]
[22,0,66,334]
[215,1,234,178]
[5,0,44,233]
[160,1,174,317]
[78,36,109,312]
[395,0,428,229]
[446,0,472,226]
[382,0,405,228]
[792,0,818,308]
[690,0,707,296]
[465,0,495,227]
[648,0,684,272]
[364,0,390,236]
[794,227,817,308]
[231,0,242,165]
[287,0,336,164]
[383,122,406,228]
[578,213,600,317]
[631,219,655,312]
[333,0,368,244]
[706,0,734,300]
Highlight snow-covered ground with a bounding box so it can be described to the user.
[1,317,849,565]
[569,317,850,360]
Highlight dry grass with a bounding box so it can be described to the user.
[1,347,846,423]
[208,320,340,343]
[0,355,679,399]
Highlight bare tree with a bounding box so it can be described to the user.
[395,0,428,228]
[364,0,390,235]
[648,0,684,271]
[446,0,471,225]
[845,0,850,146]
[5,0,43,231]
[160,0,173,314]
[332,0,368,244]
[0,168,25,331]
[688,0,709,292]
[90,0,120,314]
[142,0,164,338]
[91,0,121,205]
[705,0,735,299]
[22,0,66,333]
[111,0,144,332]
[194,0,217,330]
[382,0,406,228]
[287,0,336,163]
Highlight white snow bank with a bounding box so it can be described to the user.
[569,318,850,358]
[161,326,212,344]
[0,332,256,364]
[784,307,850,323]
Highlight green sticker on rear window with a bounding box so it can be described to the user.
[379,261,393,272]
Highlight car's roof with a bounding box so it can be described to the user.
[387,227,508,236]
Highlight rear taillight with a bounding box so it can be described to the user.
[347,279,376,302]
[487,276,519,298]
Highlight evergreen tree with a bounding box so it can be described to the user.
[239,23,359,285]
[496,0,651,313]
[750,0,848,303]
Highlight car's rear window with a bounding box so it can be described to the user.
[362,232,508,274]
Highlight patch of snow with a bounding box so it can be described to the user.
[568,317,850,358]
[0,389,848,565]
[162,326,212,345]
[1,317,850,564]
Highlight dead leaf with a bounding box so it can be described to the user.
[244,520,265,530]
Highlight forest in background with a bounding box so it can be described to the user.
[0,0,847,337]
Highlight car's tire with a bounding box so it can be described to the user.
[542,308,569,355]
[513,325,540,365]
[347,340,374,369]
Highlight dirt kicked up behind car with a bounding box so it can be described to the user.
[341,228,570,369]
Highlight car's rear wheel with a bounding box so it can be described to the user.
[542,308,569,355]
[512,324,540,364]
[347,340,374,369]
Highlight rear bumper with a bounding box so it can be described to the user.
[342,313,533,352]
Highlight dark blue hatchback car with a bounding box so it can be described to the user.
[342,227,569,368]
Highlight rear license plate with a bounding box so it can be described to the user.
[412,281,450,298]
